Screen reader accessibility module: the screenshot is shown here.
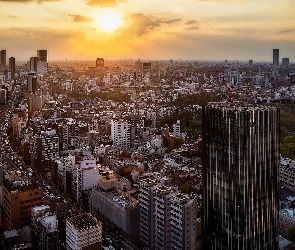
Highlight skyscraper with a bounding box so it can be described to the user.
[96,58,104,68]
[273,49,279,67]
[0,50,6,69]
[9,57,16,79]
[202,102,280,249]
[37,50,47,62]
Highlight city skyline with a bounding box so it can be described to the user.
[0,0,295,62]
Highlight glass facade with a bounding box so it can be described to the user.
[202,102,280,250]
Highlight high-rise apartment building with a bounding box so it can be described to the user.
[273,49,279,67]
[170,193,197,250]
[139,178,157,249]
[202,102,280,249]
[37,50,47,62]
[9,57,15,79]
[154,186,177,250]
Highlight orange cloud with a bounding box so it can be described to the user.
[68,14,94,23]
[86,0,126,7]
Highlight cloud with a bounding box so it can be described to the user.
[86,0,126,7]
[0,0,59,3]
[279,29,295,33]
[184,26,200,31]
[6,26,83,38]
[185,20,198,25]
[68,14,93,23]
[124,13,182,36]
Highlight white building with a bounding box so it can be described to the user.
[173,120,181,138]
[66,213,102,250]
[111,119,131,149]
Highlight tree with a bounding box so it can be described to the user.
[287,226,295,242]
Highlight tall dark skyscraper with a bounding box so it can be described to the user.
[0,50,7,69]
[37,50,47,62]
[202,102,280,249]
[273,49,279,67]
[9,57,16,79]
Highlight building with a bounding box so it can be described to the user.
[30,57,39,72]
[249,60,253,66]
[37,50,47,62]
[279,158,295,191]
[170,193,197,250]
[202,102,280,249]
[111,119,131,149]
[35,214,58,250]
[2,173,42,231]
[173,120,181,138]
[273,49,280,67]
[0,50,6,69]
[9,57,16,79]
[66,213,102,250]
[32,128,59,173]
[139,178,157,249]
[282,58,290,67]
[27,71,38,93]
[96,58,104,68]
[91,182,140,246]
[154,186,177,250]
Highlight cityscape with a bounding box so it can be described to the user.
[1,0,295,250]
[0,48,294,250]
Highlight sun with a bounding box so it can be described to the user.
[94,10,124,33]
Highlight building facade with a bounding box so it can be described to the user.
[202,102,280,249]
[273,49,279,67]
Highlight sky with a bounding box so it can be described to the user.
[0,0,295,62]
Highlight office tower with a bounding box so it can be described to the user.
[66,213,102,250]
[30,56,39,72]
[2,172,42,231]
[249,60,253,66]
[111,119,131,149]
[27,71,38,93]
[170,193,197,250]
[9,57,15,79]
[273,49,279,67]
[96,58,104,68]
[37,50,47,62]
[282,58,290,66]
[202,102,280,249]
[0,50,6,69]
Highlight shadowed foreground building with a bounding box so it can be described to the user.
[202,102,280,249]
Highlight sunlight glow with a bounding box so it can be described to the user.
[94,10,124,33]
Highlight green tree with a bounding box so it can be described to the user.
[287,226,295,242]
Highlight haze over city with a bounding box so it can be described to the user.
[1,0,295,61]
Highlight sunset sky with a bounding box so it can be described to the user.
[0,0,294,62]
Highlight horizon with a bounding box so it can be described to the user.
[1,0,295,62]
